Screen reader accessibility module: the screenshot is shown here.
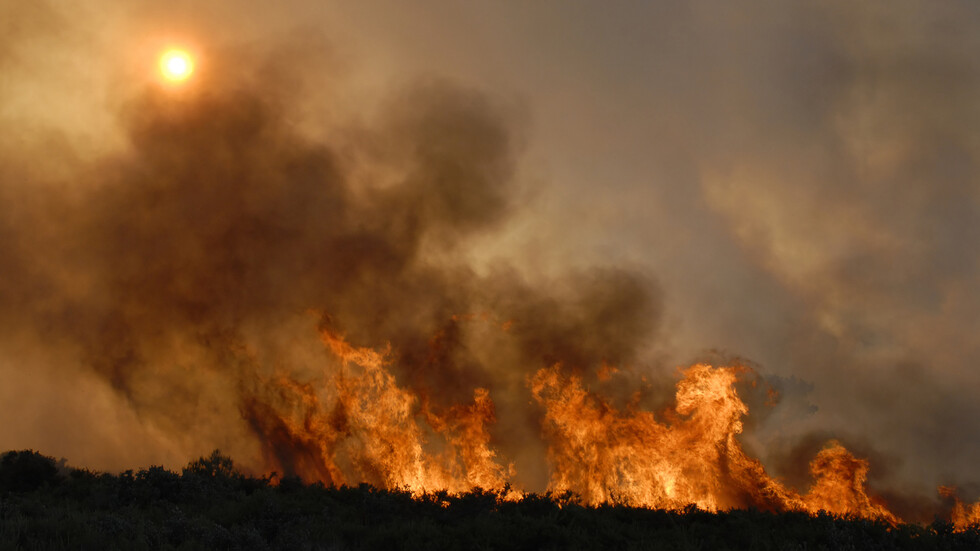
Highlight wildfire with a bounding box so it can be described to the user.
[234,317,923,524]
[243,326,513,495]
[530,364,897,521]
[940,487,980,530]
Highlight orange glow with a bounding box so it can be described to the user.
[237,320,915,522]
[941,487,980,531]
[530,365,898,520]
[242,327,514,496]
[159,49,194,81]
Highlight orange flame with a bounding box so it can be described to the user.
[940,487,980,531]
[243,328,512,495]
[803,442,897,522]
[241,321,916,522]
[529,363,897,518]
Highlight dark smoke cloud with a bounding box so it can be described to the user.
[0,38,660,486]
[3,0,979,515]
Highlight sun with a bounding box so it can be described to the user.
[159,49,194,81]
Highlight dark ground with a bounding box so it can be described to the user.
[1,449,977,550]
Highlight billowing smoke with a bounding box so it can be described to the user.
[0,39,660,492]
[3,0,980,526]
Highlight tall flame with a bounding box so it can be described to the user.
[940,487,980,530]
[235,321,915,523]
[242,327,512,494]
[530,364,792,511]
[530,363,896,522]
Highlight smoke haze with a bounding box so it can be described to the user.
[1,0,979,522]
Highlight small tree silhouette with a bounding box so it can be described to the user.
[182,449,237,479]
[0,449,61,492]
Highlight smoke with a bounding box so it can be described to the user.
[2,0,980,522]
[683,2,980,504]
[0,31,660,489]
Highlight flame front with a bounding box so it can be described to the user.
[940,487,980,530]
[242,327,512,494]
[530,363,793,511]
[530,363,897,521]
[235,321,914,523]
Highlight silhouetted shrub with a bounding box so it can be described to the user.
[0,449,61,493]
[3,449,980,550]
[183,449,238,480]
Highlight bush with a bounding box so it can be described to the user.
[3,449,980,550]
[0,450,61,493]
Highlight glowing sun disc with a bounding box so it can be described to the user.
[160,49,194,81]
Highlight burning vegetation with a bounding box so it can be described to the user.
[241,324,907,524]
[0,46,978,533]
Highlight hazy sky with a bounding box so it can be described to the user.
[2,0,978,510]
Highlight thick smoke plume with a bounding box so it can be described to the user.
[3,2,980,526]
[0,44,658,492]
